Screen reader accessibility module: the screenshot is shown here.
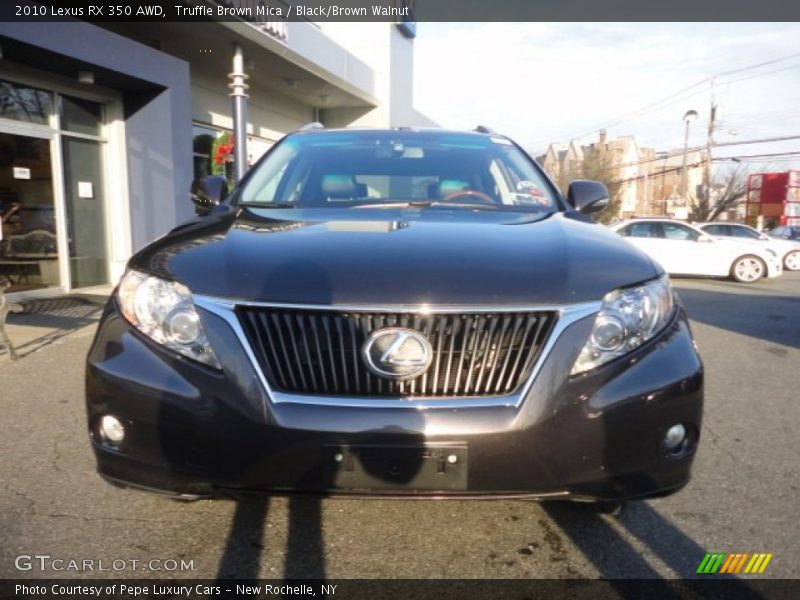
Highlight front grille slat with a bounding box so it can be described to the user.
[238,307,555,399]
[483,315,511,394]
[474,315,499,393]
[503,315,539,393]
[269,313,298,389]
[493,315,524,394]
[247,311,286,390]
[430,316,446,395]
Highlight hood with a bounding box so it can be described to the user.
[130,208,660,306]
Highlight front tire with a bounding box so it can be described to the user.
[783,250,800,271]
[730,255,766,283]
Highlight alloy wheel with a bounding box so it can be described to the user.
[734,257,765,282]
[784,251,800,271]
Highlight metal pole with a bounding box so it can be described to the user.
[229,44,249,182]
[704,80,717,214]
[680,120,691,203]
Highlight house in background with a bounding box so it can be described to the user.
[0,11,433,300]
[536,129,706,219]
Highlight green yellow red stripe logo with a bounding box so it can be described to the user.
[696,553,773,574]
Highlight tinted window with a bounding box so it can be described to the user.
[621,223,658,238]
[702,224,726,236]
[662,223,699,241]
[730,225,760,239]
[240,131,557,211]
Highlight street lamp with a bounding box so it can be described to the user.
[679,109,699,207]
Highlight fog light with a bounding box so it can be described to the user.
[664,423,686,451]
[99,415,125,445]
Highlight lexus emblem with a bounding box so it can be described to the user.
[362,327,433,380]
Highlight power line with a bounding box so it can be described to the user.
[537,134,800,173]
[714,51,800,79]
[529,51,800,150]
[714,151,800,161]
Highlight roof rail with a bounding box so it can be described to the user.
[299,122,325,131]
[474,125,497,135]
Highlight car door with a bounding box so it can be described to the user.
[617,222,673,270]
[659,222,724,275]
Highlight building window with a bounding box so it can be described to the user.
[193,122,275,182]
[192,124,224,181]
[0,79,53,125]
[60,95,104,137]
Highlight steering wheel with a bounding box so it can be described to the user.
[440,190,497,205]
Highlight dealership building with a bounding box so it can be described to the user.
[0,12,432,300]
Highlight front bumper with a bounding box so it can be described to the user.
[766,257,783,278]
[85,300,704,501]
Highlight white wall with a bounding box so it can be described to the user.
[190,71,314,145]
[317,23,435,128]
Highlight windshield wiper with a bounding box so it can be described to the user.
[352,200,504,211]
[353,201,434,209]
[239,201,297,209]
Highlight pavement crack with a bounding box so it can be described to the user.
[703,423,741,466]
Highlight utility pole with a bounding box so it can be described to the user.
[704,78,717,216]
[680,109,698,210]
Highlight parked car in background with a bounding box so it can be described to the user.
[85,127,704,510]
[697,222,800,271]
[610,218,782,283]
[768,225,800,242]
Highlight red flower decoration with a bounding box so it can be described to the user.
[213,135,235,165]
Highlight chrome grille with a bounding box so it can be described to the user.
[237,308,556,398]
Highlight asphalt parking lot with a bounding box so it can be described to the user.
[1,273,798,580]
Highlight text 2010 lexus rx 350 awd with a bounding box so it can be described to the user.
[86,128,703,506]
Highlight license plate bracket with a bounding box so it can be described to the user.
[323,444,468,491]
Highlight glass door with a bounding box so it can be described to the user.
[59,95,109,289]
[0,131,60,293]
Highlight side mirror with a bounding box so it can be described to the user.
[567,180,609,215]
[698,235,713,243]
[191,175,228,216]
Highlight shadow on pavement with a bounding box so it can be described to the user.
[215,496,273,581]
[544,500,706,580]
[674,285,800,349]
[3,297,102,358]
[212,495,327,581]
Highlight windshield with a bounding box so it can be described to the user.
[238,130,559,211]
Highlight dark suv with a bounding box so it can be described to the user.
[86,128,703,506]
[769,225,800,241]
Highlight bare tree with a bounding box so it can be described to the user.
[580,148,623,224]
[690,165,758,222]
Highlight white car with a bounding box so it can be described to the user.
[696,222,800,271]
[610,219,782,283]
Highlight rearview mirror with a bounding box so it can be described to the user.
[191,175,228,216]
[566,180,609,215]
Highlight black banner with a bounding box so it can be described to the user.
[2,579,800,600]
[2,0,800,22]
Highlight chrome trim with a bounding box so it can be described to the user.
[193,296,600,409]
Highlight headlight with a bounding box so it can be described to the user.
[117,270,221,368]
[571,275,675,375]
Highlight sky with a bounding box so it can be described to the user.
[413,23,800,170]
